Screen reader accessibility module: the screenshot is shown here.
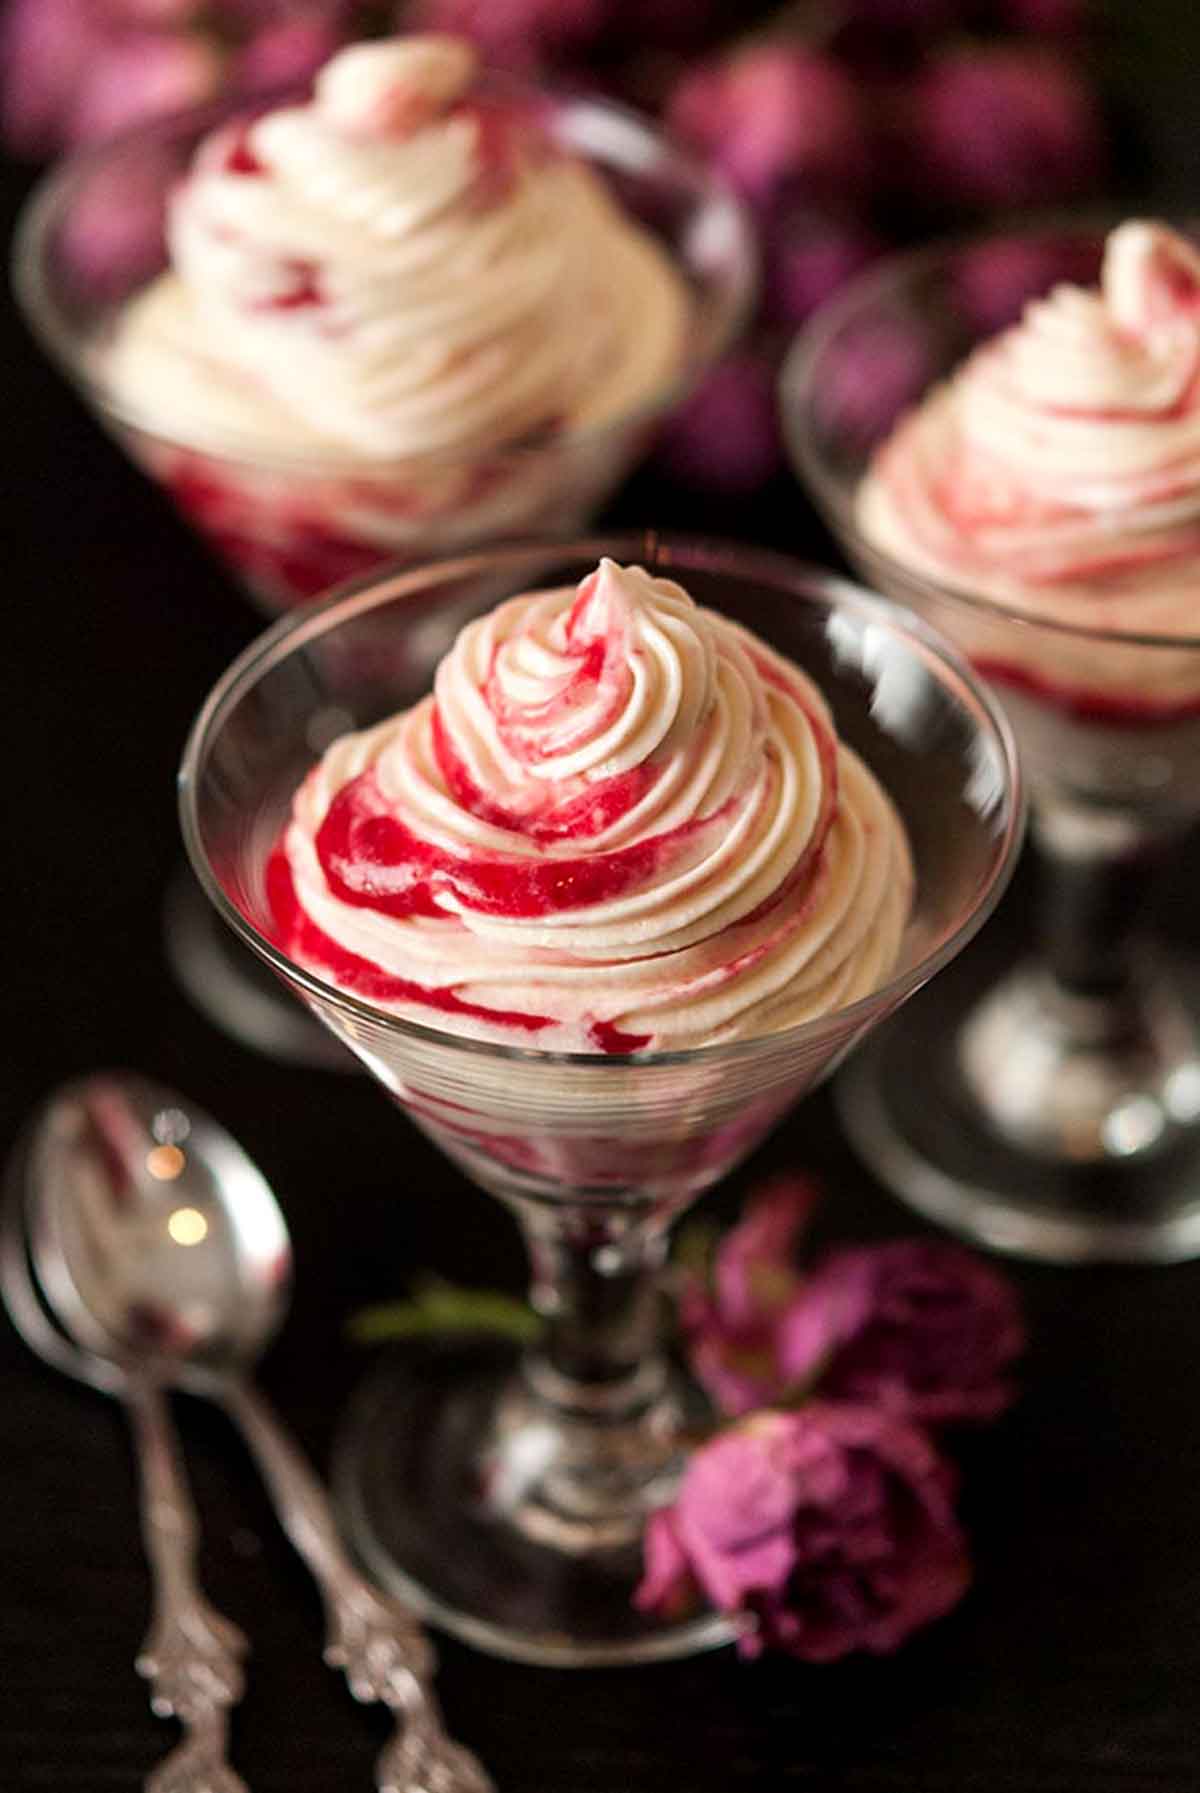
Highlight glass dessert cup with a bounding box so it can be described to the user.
[15,79,754,1072]
[179,534,1021,1664]
[13,83,755,619]
[782,221,1200,1264]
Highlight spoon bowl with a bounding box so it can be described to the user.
[24,1072,291,1387]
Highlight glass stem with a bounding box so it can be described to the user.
[1034,808,1172,1005]
[519,1204,671,1417]
[482,1197,685,1548]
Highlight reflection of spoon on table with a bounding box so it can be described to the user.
[12,1071,494,1793]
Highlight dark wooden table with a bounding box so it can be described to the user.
[4,134,1200,1790]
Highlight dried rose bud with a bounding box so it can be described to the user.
[665,43,870,214]
[906,46,1105,212]
[763,212,880,327]
[68,30,223,146]
[636,1405,971,1660]
[654,350,784,495]
[778,1240,1024,1426]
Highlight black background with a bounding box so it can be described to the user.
[5,25,1200,1787]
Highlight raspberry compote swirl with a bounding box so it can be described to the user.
[857,220,1200,719]
[268,559,913,1054]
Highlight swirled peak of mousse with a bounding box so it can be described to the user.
[858,221,1200,608]
[268,560,913,1053]
[102,35,689,460]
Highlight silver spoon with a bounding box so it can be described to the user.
[17,1072,494,1793]
[2,1084,251,1793]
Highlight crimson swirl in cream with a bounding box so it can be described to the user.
[269,560,913,1052]
[101,35,689,462]
[858,222,1200,710]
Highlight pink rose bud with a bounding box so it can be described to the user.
[0,0,103,157]
[665,44,870,214]
[763,212,880,327]
[654,350,784,496]
[908,46,1106,212]
[234,16,348,95]
[810,311,936,454]
[778,1240,1024,1426]
[636,1405,971,1660]
[69,31,224,146]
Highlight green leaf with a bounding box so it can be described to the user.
[348,1276,543,1346]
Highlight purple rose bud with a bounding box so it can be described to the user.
[953,234,1101,335]
[665,44,870,214]
[908,46,1105,212]
[58,148,172,299]
[0,0,103,157]
[807,311,937,455]
[678,1174,813,1417]
[779,1240,1024,1426]
[710,1174,814,1330]
[636,1404,971,1660]
[654,350,784,496]
[69,30,224,146]
[763,211,880,328]
[234,15,348,94]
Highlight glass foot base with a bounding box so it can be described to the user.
[836,958,1200,1264]
[333,1336,734,1667]
[164,870,353,1070]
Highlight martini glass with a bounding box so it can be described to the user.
[179,533,1021,1665]
[15,79,754,1067]
[782,221,1200,1264]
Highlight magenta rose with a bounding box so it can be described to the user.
[682,1180,1023,1426]
[636,1403,971,1660]
[778,1239,1025,1425]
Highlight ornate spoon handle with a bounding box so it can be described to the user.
[126,1378,250,1793]
[222,1376,494,1793]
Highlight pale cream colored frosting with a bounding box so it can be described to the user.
[101,36,689,462]
[858,222,1200,703]
[276,560,913,1052]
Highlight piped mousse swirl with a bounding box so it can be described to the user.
[268,560,913,1052]
[858,221,1200,713]
[102,34,689,461]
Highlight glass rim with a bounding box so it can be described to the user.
[780,209,1200,656]
[12,74,757,477]
[177,529,1026,1072]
